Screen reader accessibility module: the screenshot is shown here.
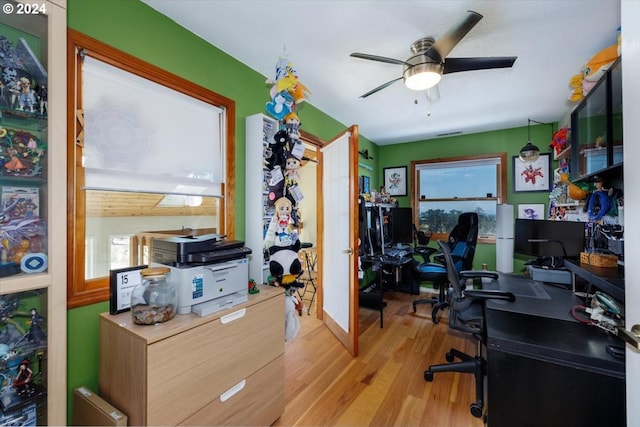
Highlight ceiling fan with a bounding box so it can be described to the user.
[350,10,517,98]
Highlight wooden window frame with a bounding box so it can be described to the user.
[410,153,507,244]
[66,29,236,308]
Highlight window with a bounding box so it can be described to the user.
[67,30,236,308]
[411,153,507,242]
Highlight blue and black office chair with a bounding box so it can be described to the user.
[424,240,515,418]
[412,212,479,323]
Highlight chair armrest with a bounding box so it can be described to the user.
[459,270,499,281]
[464,289,516,302]
[414,247,438,263]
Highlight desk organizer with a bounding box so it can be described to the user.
[580,252,618,268]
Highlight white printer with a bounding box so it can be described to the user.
[151,234,252,316]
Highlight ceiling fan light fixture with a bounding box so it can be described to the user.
[404,62,442,91]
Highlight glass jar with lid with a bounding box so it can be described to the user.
[130,267,177,325]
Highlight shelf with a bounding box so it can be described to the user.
[574,162,623,184]
[554,144,572,161]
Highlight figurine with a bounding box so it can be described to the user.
[13,358,35,398]
[27,308,46,346]
[37,83,47,116]
[17,77,35,112]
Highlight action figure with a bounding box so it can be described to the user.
[27,308,46,346]
[13,358,35,398]
[37,83,47,115]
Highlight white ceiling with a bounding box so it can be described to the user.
[142,0,620,146]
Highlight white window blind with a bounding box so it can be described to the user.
[82,55,225,197]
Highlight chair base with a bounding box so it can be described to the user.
[412,283,448,323]
[424,347,485,419]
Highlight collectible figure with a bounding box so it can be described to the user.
[13,359,35,398]
[37,83,47,116]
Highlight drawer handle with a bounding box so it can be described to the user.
[220,379,246,402]
[220,308,246,324]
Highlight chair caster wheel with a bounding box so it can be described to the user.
[424,371,434,382]
[431,314,440,324]
[445,352,455,362]
[470,403,483,418]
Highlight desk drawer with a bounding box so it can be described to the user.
[146,295,284,425]
[179,355,285,426]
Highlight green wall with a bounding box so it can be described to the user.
[65,0,370,421]
[377,125,554,272]
[65,0,550,422]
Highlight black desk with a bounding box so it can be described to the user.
[564,258,625,303]
[484,274,625,427]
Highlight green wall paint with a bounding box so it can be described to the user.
[377,125,553,269]
[65,1,550,422]
[65,0,373,421]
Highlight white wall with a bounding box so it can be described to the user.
[621,2,640,426]
[298,160,317,246]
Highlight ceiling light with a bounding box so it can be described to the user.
[403,62,442,91]
[519,119,541,162]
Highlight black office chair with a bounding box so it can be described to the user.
[412,212,479,323]
[424,240,515,418]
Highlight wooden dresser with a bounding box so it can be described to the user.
[99,285,284,426]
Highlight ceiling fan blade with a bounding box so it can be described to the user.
[350,52,407,66]
[359,77,403,98]
[430,10,483,61]
[443,56,517,74]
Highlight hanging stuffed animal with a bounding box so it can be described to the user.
[284,288,302,341]
[264,197,297,248]
[265,90,294,120]
[284,154,301,188]
[265,130,290,170]
[268,239,303,288]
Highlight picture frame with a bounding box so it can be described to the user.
[513,154,551,192]
[383,166,407,196]
[518,203,545,220]
[109,265,148,314]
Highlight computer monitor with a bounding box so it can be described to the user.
[389,207,413,246]
[514,219,586,259]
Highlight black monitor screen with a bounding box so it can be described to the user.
[514,219,586,259]
[390,207,413,245]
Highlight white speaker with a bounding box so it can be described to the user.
[496,204,514,273]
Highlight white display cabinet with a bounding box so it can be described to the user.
[0,1,66,424]
[245,113,278,284]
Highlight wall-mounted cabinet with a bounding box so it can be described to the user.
[0,1,66,424]
[571,58,622,182]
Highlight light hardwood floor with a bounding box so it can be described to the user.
[275,289,486,427]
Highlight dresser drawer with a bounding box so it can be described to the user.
[146,294,284,425]
[179,355,285,426]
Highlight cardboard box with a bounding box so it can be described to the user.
[72,387,127,426]
[580,252,618,268]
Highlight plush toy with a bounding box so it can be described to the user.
[284,288,302,341]
[569,39,620,102]
[549,127,569,156]
[265,90,294,120]
[284,155,301,188]
[285,112,301,142]
[264,197,297,247]
[268,238,303,288]
[268,130,291,168]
